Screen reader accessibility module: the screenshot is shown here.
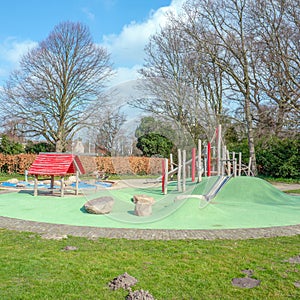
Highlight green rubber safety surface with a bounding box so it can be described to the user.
[0,177,299,230]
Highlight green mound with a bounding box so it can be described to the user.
[218,176,298,206]
[0,177,299,230]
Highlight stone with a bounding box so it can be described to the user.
[54,180,63,187]
[126,289,155,300]
[84,196,114,214]
[135,202,152,216]
[133,194,155,204]
[294,281,300,288]
[41,233,68,240]
[231,277,261,288]
[61,246,78,251]
[68,176,78,183]
[7,178,19,184]
[283,254,300,264]
[108,272,138,290]
[133,194,154,217]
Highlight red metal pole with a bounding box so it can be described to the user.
[162,159,165,193]
[207,142,211,177]
[192,147,196,182]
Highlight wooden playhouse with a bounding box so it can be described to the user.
[28,153,85,196]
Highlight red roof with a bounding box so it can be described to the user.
[28,153,85,176]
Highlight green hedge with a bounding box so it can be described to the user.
[256,136,300,179]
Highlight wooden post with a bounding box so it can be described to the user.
[233,152,237,177]
[248,157,252,176]
[177,149,182,192]
[162,159,165,194]
[217,124,222,176]
[182,150,186,192]
[207,142,211,177]
[198,139,202,182]
[51,175,55,195]
[227,150,231,176]
[164,158,168,195]
[238,152,242,176]
[162,159,168,194]
[34,175,38,196]
[75,171,79,195]
[60,176,64,197]
[191,147,196,182]
[221,146,226,176]
[170,153,174,174]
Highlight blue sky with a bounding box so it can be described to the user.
[0,0,185,87]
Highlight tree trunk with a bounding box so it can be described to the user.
[245,96,257,176]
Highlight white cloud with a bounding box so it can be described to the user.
[101,0,185,86]
[82,7,95,21]
[0,38,37,80]
[108,65,142,88]
[0,38,37,64]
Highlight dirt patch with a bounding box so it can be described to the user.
[231,277,261,288]
[283,254,300,264]
[272,182,300,192]
[108,272,138,291]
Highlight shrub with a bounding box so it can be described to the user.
[256,136,300,179]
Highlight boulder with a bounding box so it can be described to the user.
[54,180,63,187]
[7,178,19,184]
[84,196,114,214]
[133,194,154,217]
[68,175,78,183]
[134,202,152,216]
[133,194,155,204]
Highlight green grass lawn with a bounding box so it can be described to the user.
[0,229,299,299]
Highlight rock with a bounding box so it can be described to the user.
[41,233,68,240]
[133,194,155,204]
[231,277,261,288]
[68,175,78,183]
[61,246,78,251]
[126,289,155,300]
[283,254,300,264]
[294,281,300,288]
[133,194,154,216]
[108,272,138,290]
[7,178,19,184]
[84,196,114,214]
[54,180,63,187]
[135,202,152,216]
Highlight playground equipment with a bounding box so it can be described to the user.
[28,153,85,197]
[161,125,252,199]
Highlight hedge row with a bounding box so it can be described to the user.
[94,156,162,175]
[0,154,163,176]
[0,154,36,174]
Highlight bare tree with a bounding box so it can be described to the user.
[94,107,126,156]
[249,0,300,136]
[0,22,114,152]
[132,22,219,143]
[178,0,259,174]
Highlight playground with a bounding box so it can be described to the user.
[0,176,299,231]
[0,125,299,234]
